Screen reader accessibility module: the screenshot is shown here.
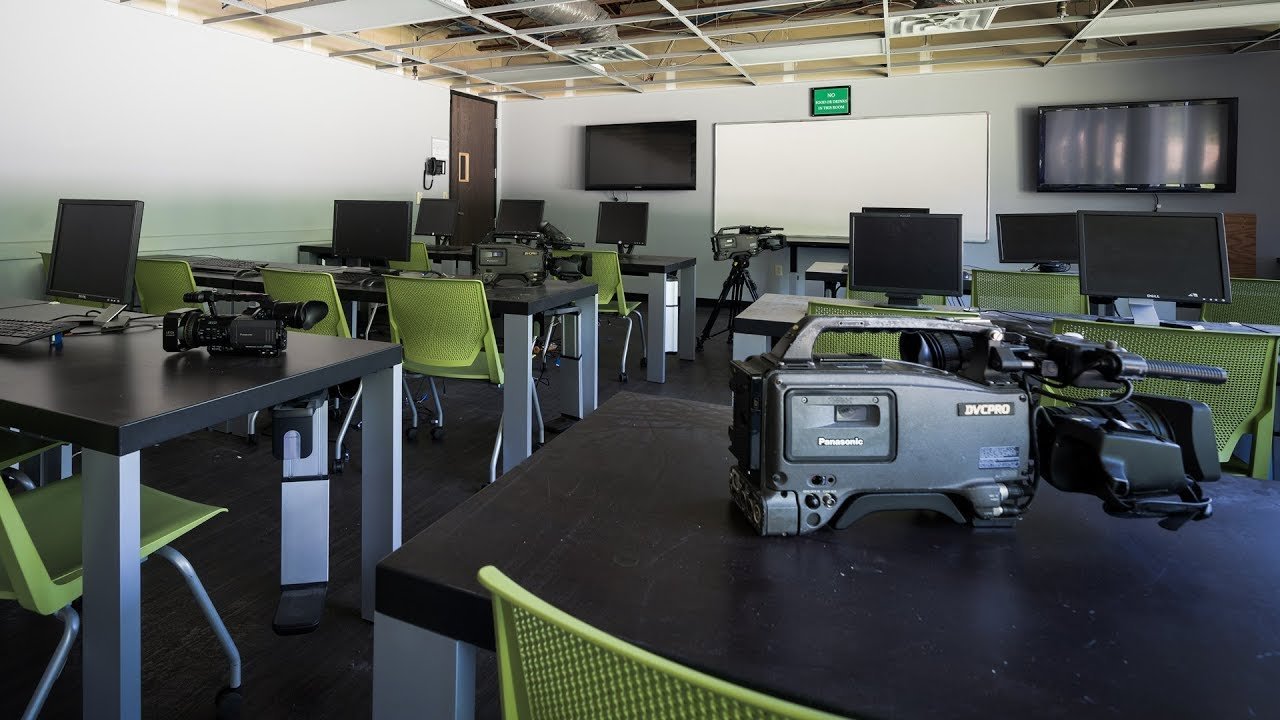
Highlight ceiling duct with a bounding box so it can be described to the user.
[508,0,646,61]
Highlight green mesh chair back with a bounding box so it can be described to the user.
[260,267,350,338]
[808,300,979,359]
[383,276,503,384]
[556,250,637,316]
[970,269,1088,314]
[477,566,846,720]
[37,251,105,309]
[388,242,432,273]
[134,258,202,315]
[1050,319,1278,479]
[1202,278,1280,325]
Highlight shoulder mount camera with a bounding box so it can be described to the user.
[711,226,786,262]
[163,291,328,356]
[730,315,1224,536]
[476,221,593,286]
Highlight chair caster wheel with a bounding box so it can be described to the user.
[333,461,345,474]
[245,434,258,446]
[640,357,648,368]
[695,339,705,351]
[354,421,363,431]
[431,426,446,442]
[618,372,628,382]
[216,686,242,719]
[406,427,419,443]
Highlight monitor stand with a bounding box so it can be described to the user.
[875,295,929,311]
[368,264,401,277]
[434,234,452,247]
[1035,261,1071,273]
[94,304,130,332]
[618,244,635,256]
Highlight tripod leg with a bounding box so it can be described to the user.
[697,264,739,350]
[743,269,761,302]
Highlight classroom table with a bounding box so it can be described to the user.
[0,299,404,720]
[371,391,1280,720]
[805,260,846,296]
[615,253,697,382]
[297,242,473,274]
[179,260,599,473]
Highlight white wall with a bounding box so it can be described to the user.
[499,52,1280,299]
[0,0,450,298]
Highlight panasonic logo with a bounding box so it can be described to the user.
[958,403,1014,416]
[818,437,864,446]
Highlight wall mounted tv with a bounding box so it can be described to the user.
[584,120,696,191]
[1038,98,1237,193]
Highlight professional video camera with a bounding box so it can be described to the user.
[477,221,592,286]
[729,315,1223,536]
[162,291,328,356]
[710,225,787,262]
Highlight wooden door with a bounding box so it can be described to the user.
[450,91,497,247]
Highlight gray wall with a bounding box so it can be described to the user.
[0,0,449,298]
[499,51,1280,299]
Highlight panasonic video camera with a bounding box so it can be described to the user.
[162,291,328,356]
[477,221,592,286]
[711,226,787,262]
[729,315,1223,536]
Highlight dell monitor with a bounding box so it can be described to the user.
[596,201,649,255]
[46,199,145,328]
[849,212,964,309]
[414,198,459,242]
[496,199,545,233]
[862,206,930,214]
[997,213,1079,272]
[332,200,412,269]
[1077,211,1230,326]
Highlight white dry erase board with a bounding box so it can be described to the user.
[713,113,990,242]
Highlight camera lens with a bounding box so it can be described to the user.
[900,331,973,372]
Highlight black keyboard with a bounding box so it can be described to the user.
[0,318,80,346]
[190,258,267,272]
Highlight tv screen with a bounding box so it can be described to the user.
[1038,98,1237,193]
[585,120,696,191]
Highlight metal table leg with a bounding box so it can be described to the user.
[678,265,696,362]
[646,271,666,384]
[502,313,534,474]
[362,364,403,620]
[373,613,475,720]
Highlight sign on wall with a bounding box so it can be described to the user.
[810,86,851,117]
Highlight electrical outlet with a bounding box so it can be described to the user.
[774,264,783,277]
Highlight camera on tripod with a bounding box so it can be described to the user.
[162,291,328,356]
[476,221,593,286]
[729,315,1223,536]
[710,226,786,261]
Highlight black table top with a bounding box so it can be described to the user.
[0,300,401,456]
[185,261,598,317]
[376,391,1280,719]
[298,243,472,261]
[787,237,848,248]
[617,254,696,274]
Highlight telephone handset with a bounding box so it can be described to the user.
[423,157,446,190]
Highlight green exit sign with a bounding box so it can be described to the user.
[810,86,851,117]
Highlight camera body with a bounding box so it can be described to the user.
[711,226,787,262]
[476,222,592,286]
[162,291,328,356]
[730,315,1219,535]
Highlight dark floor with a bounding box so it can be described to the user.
[0,304,737,719]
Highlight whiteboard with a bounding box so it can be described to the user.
[714,113,989,242]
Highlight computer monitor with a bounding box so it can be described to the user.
[414,198,459,241]
[46,199,145,328]
[596,201,649,254]
[997,213,1079,271]
[1077,211,1230,326]
[332,200,412,267]
[862,206,930,214]
[496,199,545,233]
[849,212,963,308]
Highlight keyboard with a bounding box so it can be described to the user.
[331,271,383,285]
[0,318,80,346]
[189,258,268,272]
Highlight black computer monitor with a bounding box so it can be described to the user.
[1077,211,1230,326]
[414,198,459,240]
[997,213,1079,270]
[496,199,545,233]
[596,201,649,254]
[850,212,963,308]
[46,199,145,328]
[332,200,412,266]
[862,206,930,214]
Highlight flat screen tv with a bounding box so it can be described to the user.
[1038,98,1237,193]
[584,120,696,191]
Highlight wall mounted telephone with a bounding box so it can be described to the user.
[423,157,446,190]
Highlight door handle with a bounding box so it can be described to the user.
[458,152,470,183]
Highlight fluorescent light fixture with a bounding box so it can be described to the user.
[1079,0,1280,39]
[888,8,999,36]
[272,0,466,33]
[724,36,885,65]
[474,62,605,83]
[562,45,648,63]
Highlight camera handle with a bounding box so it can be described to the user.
[774,315,998,367]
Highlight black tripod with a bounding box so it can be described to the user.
[697,253,761,350]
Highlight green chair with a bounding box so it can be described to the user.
[808,300,979,359]
[1202,278,1280,325]
[0,474,241,719]
[37,252,104,309]
[970,269,1088,315]
[134,258,202,315]
[478,566,846,720]
[261,267,358,469]
[1050,319,1278,479]
[388,242,432,274]
[385,276,542,483]
[559,250,645,382]
[0,429,64,492]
